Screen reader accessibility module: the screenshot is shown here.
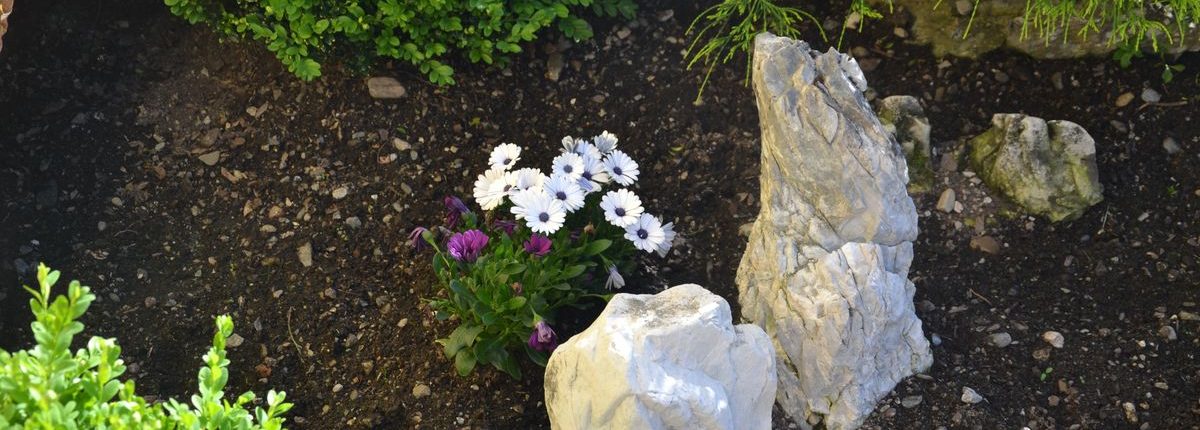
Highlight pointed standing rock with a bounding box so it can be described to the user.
[737,34,932,430]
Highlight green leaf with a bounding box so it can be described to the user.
[505,296,528,310]
[560,264,587,279]
[582,239,612,256]
[499,263,526,276]
[438,324,485,358]
[454,349,478,376]
[557,17,593,41]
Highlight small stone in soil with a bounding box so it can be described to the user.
[198,151,221,166]
[1163,137,1182,155]
[366,77,406,99]
[297,242,313,267]
[937,188,956,213]
[412,384,431,398]
[1141,88,1161,103]
[961,387,984,404]
[989,332,1012,348]
[332,187,349,200]
[901,395,923,408]
[1042,330,1065,348]
[1115,92,1135,107]
[345,217,362,228]
[1159,325,1177,341]
[226,333,244,348]
[970,236,1000,254]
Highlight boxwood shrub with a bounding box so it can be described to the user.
[163,0,637,84]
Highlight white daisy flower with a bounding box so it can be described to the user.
[488,143,522,171]
[603,150,639,186]
[543,174,586,212]
[605,265,625,290]
[505,167,546,193]
[600,189,644,227]
[625,213,666,253]
[562,136,602,161]
[593,131,618,154]
[509,188,546,221]
[578,155,611,193]
[656,221,676,257]
[519,192,567,234]
[551,152,585,180]
[473,168,509,210]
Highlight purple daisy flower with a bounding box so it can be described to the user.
[408,227,430,251]
[444,195,472,228]
[528,321,558,353]
[523,234,552,257]
[447,229,489,263]
[492,219,517,236]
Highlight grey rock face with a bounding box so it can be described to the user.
[545,284,776,430]
[877,96,934,193]
[737,33,932,430]
[968,114,1103,222]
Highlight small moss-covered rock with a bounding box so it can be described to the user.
[878,96,934,194]
[969,114,1103,222]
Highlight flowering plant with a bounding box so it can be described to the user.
[412,132,675,378]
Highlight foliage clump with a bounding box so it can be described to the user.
[163,0,636,84]
[1021,0,1200,63]
[0,264,292,429]
[412,133,675,378]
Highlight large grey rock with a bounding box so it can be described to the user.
[877,96,934,193]
[968,114,1103,222]
[884,0,1200,58]
[544,284,776,430]
[737,34,932,430]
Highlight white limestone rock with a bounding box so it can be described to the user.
[544,284,776,430]
[737,33,933,430]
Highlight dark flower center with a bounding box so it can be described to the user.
[582,171,592,180]
[563,165,573,173]
[613,167,623,175]
[503,158,511,165]
[539,213,550,222]
[615,208,626,217]
[503,185,512,192]
[637,229,648,239]
[556,191,567,200]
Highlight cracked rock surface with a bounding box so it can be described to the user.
[737,33,933,430]
[544,284,776,430]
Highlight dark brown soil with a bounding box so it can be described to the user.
[1,1,1198,429]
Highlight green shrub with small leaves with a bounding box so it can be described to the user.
[163,0,636,84]
[0,264,292,429]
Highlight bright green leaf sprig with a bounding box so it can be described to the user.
[162,0,638,84]
[0,264,292,429]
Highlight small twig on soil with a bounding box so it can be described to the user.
[1137,100,1189,112]
[286,308,305,366]
[969,288,995,307]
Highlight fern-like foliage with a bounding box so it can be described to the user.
[684,0,825,102]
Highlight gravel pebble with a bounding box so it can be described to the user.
[412,384,432,398]
[1042,331,1065,348]
[1141,88,1162,103]
[1115,92,1135,107]
[989,332,1012,348]
[961,386,984,404]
